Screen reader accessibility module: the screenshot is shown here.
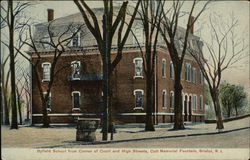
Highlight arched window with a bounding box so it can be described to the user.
[71,61,81,80]
[72,91,81,109]
[185,63,191,81]
[133,89,144,109]
[133,58,143,78]
[42,62,51,81]
[200,95,203,110]
[170,91,174,108]
[162,89,167,108]
[162,59,166,78]
[192,94,197,110]
[170,61,174,79]
[192,67,197,83]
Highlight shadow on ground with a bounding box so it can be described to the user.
[38,127,249,148]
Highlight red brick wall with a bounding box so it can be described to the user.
[32,48,204,124]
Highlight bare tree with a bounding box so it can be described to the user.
[21,67,31,122]
[159,0,209,129]
[74,0,141,140]
[1,1,33,129]
[17,20,84,127]
[15,61,28,125]
[127,0,164,131]
[0,52,11,125]
[187,13,248,129]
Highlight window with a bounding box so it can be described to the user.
[133,27,143,45]
[41,36,50,49]
[170,61,174,79]
[162,90,167,108]
[72,91,81,109]
[43,92,51,110]
[71,61,81,80]
[170,91,174,108]
[133,58,143,78]
[192,95,197,110]
[200,95,203,110]
[192,67,197,83]
[162,59,166,78]
[42,62,51,81]
[185,63,191,81]
[200,70,204,84]
[174,40,180,49]
[71,32,81,47]
[134,89,144,109]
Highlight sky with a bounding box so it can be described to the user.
[1,1,249,94]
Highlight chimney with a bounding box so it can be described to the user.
[47,9,54,22]
[188,16,195,34]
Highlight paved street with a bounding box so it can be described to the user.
[1,117,249,148]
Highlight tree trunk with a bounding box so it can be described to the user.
[145,74,155,131]
[227,102,231,118]
[41,95,50,127]
[4,96,10,125]
[108,72,114,133]
[211,90,224,130]
[173,63,185,129]
[101,56,109,140]
[34,65,50,127]
[235,106,238,117]
[25,93,30,120]
[17,94,22,125]
[9,0,18,129]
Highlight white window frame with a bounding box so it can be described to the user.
[200,95,203,110]
[133,89,144,110]
[192,94,197,110]
[42,62,51,82]
[72,91,81,110]
[42,36,50,49]
[185,63,191,82]
[162,89,167,109]
[133,27,143,45]
[133,58,143,79]
[192,67,197,83]
[162,59,166,78]
[170,61,174,79]
[43,92,51,111]
[170,91,174,108]
[71,61,81,80]
[71,32,81,47]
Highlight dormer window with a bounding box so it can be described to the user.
[71,61,81,80]
[133,27,143,45]
[71,32,81,47]
[41,37,50,49]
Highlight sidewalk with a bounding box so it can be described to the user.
[106,116,249,143]
[1,116,249,148]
